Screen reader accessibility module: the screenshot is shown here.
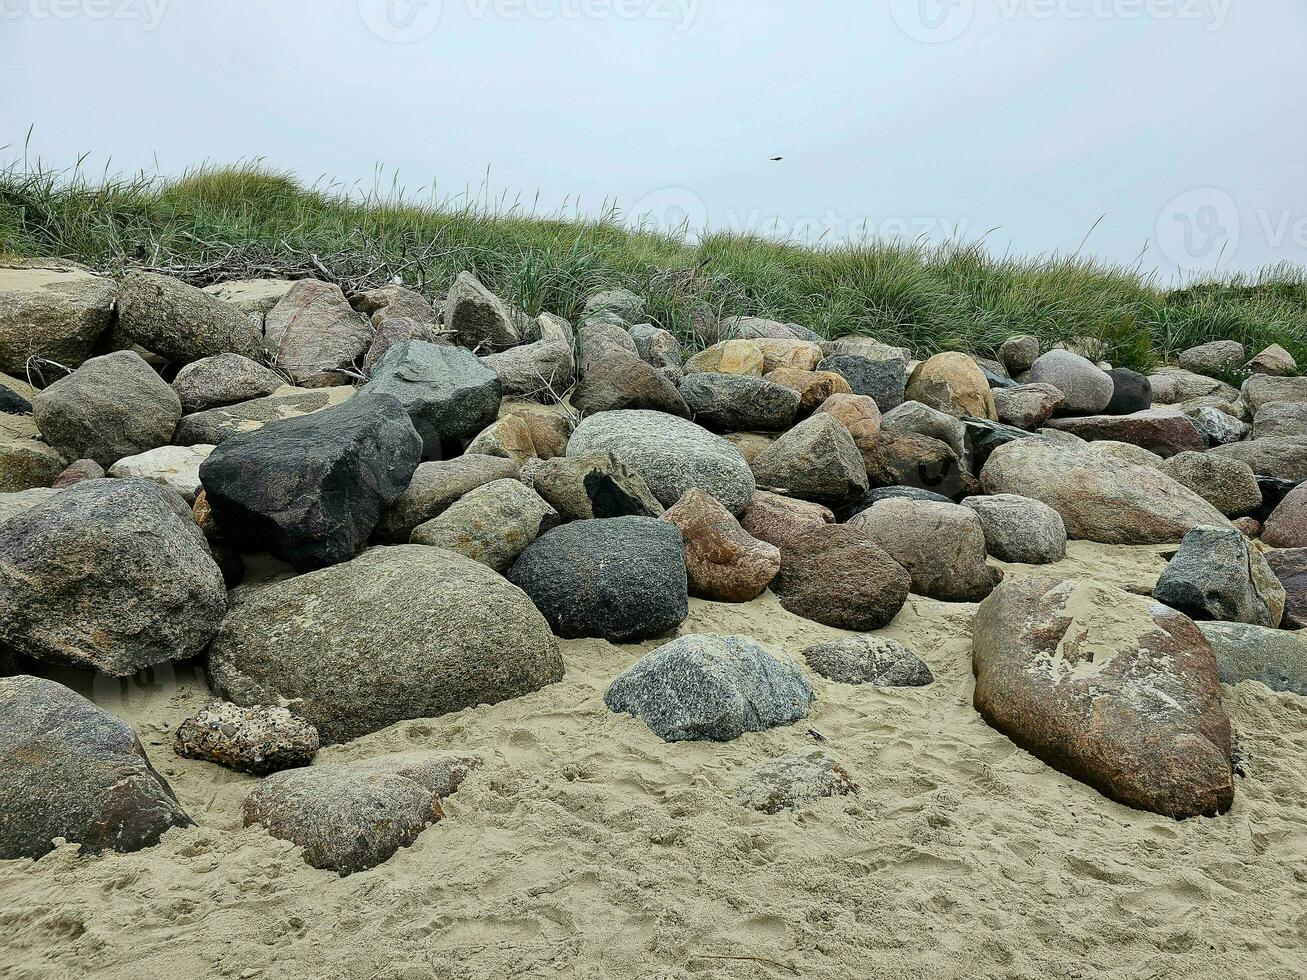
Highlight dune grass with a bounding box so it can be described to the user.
[2,158,1304,373]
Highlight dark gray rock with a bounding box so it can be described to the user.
[1104,367,1153,415]
[962,416,1036,468]
[1196,622,1307,697]
[1152,525,1285,627]
[604,634,813,742]
[0,386,31,414]
[817,354,907,411]
[173,385,354,446]
[508,517,688,641]
[199,394,422,570]
[679,373,800,432]
[171,353,287,413]
[1188,406,1250,448]
[802,636,933,686]
[1,675,193,859]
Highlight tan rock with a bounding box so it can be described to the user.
[905,352,997,420]
[661,489,780,602]
[765,368,852,412]
[684,340,764,377]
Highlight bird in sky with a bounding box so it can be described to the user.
[770,156,783,162]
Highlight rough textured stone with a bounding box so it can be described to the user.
[0,479,226,675]
[739,490,835,549]
[0,487,60,527]
[1153,526,1284,628]
[1159,451,1262,518]
[108,443,213,502]
[209,546,562,742]
[964,417,1037,468]
[752,338,822,373]
[1179,340,1245,375]
[815,392,881,434]
[572,353,690,418]
[201,278,295,315]
[1188,405,1251,447]
[363,316,448,374]
[736,751,857,814]
[763,368,852,413]
[1243,374,1307,412]
[520,452,663,523]
[817,354,907,411]
[480,338,575,400]
[836,485,953,523]
[51,457,103,488]
[904,352,997,420]
[116,272,265,365]
[33,350,181,468]
[0,676,193,859]
[508,517,688,641]
[998,335,1040,374]
[0,438,64,492]
[980,436,1230,544]
[1247,344,1296,377]
[465,412,569,467]
[567,410,756,514]
[684,340,764,377]
[1210,438,1307,481]
[173,385,353,445]
[444,272,521,350]
[1196,622,1307,697]
[629,324,683,378]
[583,288,645,324]
[1253,401,1307,441]
[773,525,910,630]
[973,576,1233,819]
[264,279,372,386]
[1267,548,1307,629]
[851,499,998,602]
[961,494,1067,564]
[661,489,780,602]
[171,354,286,413]
[604,635,812,743]
[1092,440,1165,468]
[0,261,117,374]
[1027,350,1114,414]
[802,636,933,687]
[750,413,868,505]
[199,394,422,570]
[1043,408,1202,458]
[375,455,519,543]
[410,478,557,572]
[173,702,319,775]
[722,316,821,343]
[364,340,502,453]
[1263,483,1307,548]
[680,373,800,432]
[855,429,972,499]
[992,383,1065,430]
[880,400,967,461]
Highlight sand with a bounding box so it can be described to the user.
[2,543,1306,979]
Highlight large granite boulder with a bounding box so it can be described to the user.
[1263,483,1307,548]
[961,493,1067,564]
[855,429,972,499]
[264,280,372,386]
[980,436,1230,544]
[739,490,836,549]
[1027,350,1113,414]
[116,271,265,364]
[1253,402,1307,441]
[604,635,812,742]
[1196,622,1307,697]
[850,499,998,602]
[904,352,997,420]
[171,353,287,413]
[507,517,688,642]
[772,524,911,630]
[209,546,562,742]
[199,394,422,570]
[173,385,353,445]
[1179,340,1244,376]
[410,478,557,572]
[679,373,800,432]
[879,400,967,461]
[480,338,575,400]
[660,489,780,602]
[1158,451,1262,518]
[1152,525,1284,627]
[1210,438,1307,482]
[0,676,193,859]
[374,455,519,543]
[749,413,868,506]
[0,479,226,675]
[973,576,1234,818]
[1243,374,1307,412]
[0,261,116,374]
[1043,408,1204,458]
[567,410,756,514]
[33,350,181,468]
[444,271,521,350]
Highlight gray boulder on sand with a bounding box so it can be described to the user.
[851,498,999,602]
[444,271,521,350]
[604,634,813,743]
[364,340,502,454]
[736,751,858,814]
[1196,622,1307,697]
[801,635,933,687]
[749,412,868,505]
[678,373,800,433]
[264,279,373,386]
[961,493,1067,565]
[172,385,354,446]
[171,353,287,413]
[508,517,688,642]
[972,575,1234,819]
[174,701,320,776]
[0,675,194,859]
[1158,451,1262,518]
[980,436,1230,544]
[567,409,757,514]
[115,271,265,364]
[772,524,911,630]
[1152,526,1284,628]
[0,261,117,375]
[375,454,519,543]
[521,452,664,522]
[243,753,478,876]
[0,479,226,676]
[208,545,562,743]
[199,394,422,571]
[410,478,558,572]
[33,350,182,468]
[1027,350,1114,414]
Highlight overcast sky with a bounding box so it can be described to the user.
[4,0,1305,281]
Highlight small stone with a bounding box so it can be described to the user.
[51,458,104,488]
[572,353,690,418]
[992,383,1065,430]
[174,702,319,775]
[801,636,933,686]
[1246,344,1296,377]
[737,751,857,814]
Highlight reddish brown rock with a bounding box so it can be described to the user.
[1233,516,1262,538]
[772,524,910,631]
[854,429,976,499]
[1262,483,1307,548]
[1043,408,1204,459]
[52,458,104,488]
[1267,548,1307,629]
[661,489,781,602]
[739,490,835,550]
[973,576,1234,819]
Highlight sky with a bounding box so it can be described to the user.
[3,0,1306,281]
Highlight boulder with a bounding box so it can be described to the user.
[410,478,557,572]
[836,485,953,523]
[964,417,1037,468]
[880,400,967,460]
[801,636,933,686]
[1043,408,1204,458]
[33,350,181,468]
[363,316,448,374]
[0,487,60,526]
[364,340,502,453]
[723,316,821,343]
[264,279,372,386]
[749,413,868,505]
[1267,549,1307,629]
[817,354,907,411]
[850,499,998,602]
[1253,401,1307,441]
[1027,350,1113,414]
[480,338,574,400]
[53,458,103,487]
[1188,405,1250,447]
[1196,622,1307,697]
[375,455,519,543]
[116,272,265,365]
[1210,438,1307,481]
[1152,526,1284,628]
[630,324,684,379]
[1179,340,1245,376]
[444,272,521,350]
[1243,374,1307,412]
[466,410,570,467]
[772,524,910,630]
[1246,344,1296,377]
[0,438,65,492]
[198,394,422,570]
[815,392,881,434]
[571,353,690,418]
[604,634,812,742]
[508,517,688,641]
[992,383,1065,430]
[209,546,562,742]
[171,354,286,413]
[660,489,780,602]
[855,429,972,499]
[1263,483,1307,548]
[201,278,295,315]
[583,288,645,323]
[684,340,764,377]
[1150,368,1240,405]
[737,752,857,814]
[739,490,835,550]
[567,410,756,514]
[0,676,193,859]
[752,338,822,373]
[173,701,319,775]
[0,261,116,374]
[961,493,1067,564]
[972,576,1233,818]
[0,479,226,675]
[997,335,1040,374]
[108,443,214,502]
[173,384,353,445]
[521,452,663,522]
[1159,451,1262,518]
[764,368,852,412]
[679,373,800,432]
[980,437,1230,544]
[1103,368,1153,415]
[904,352,997,420]
[1092,440,1165,468]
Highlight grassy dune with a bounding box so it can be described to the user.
[2,160,1304,373]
